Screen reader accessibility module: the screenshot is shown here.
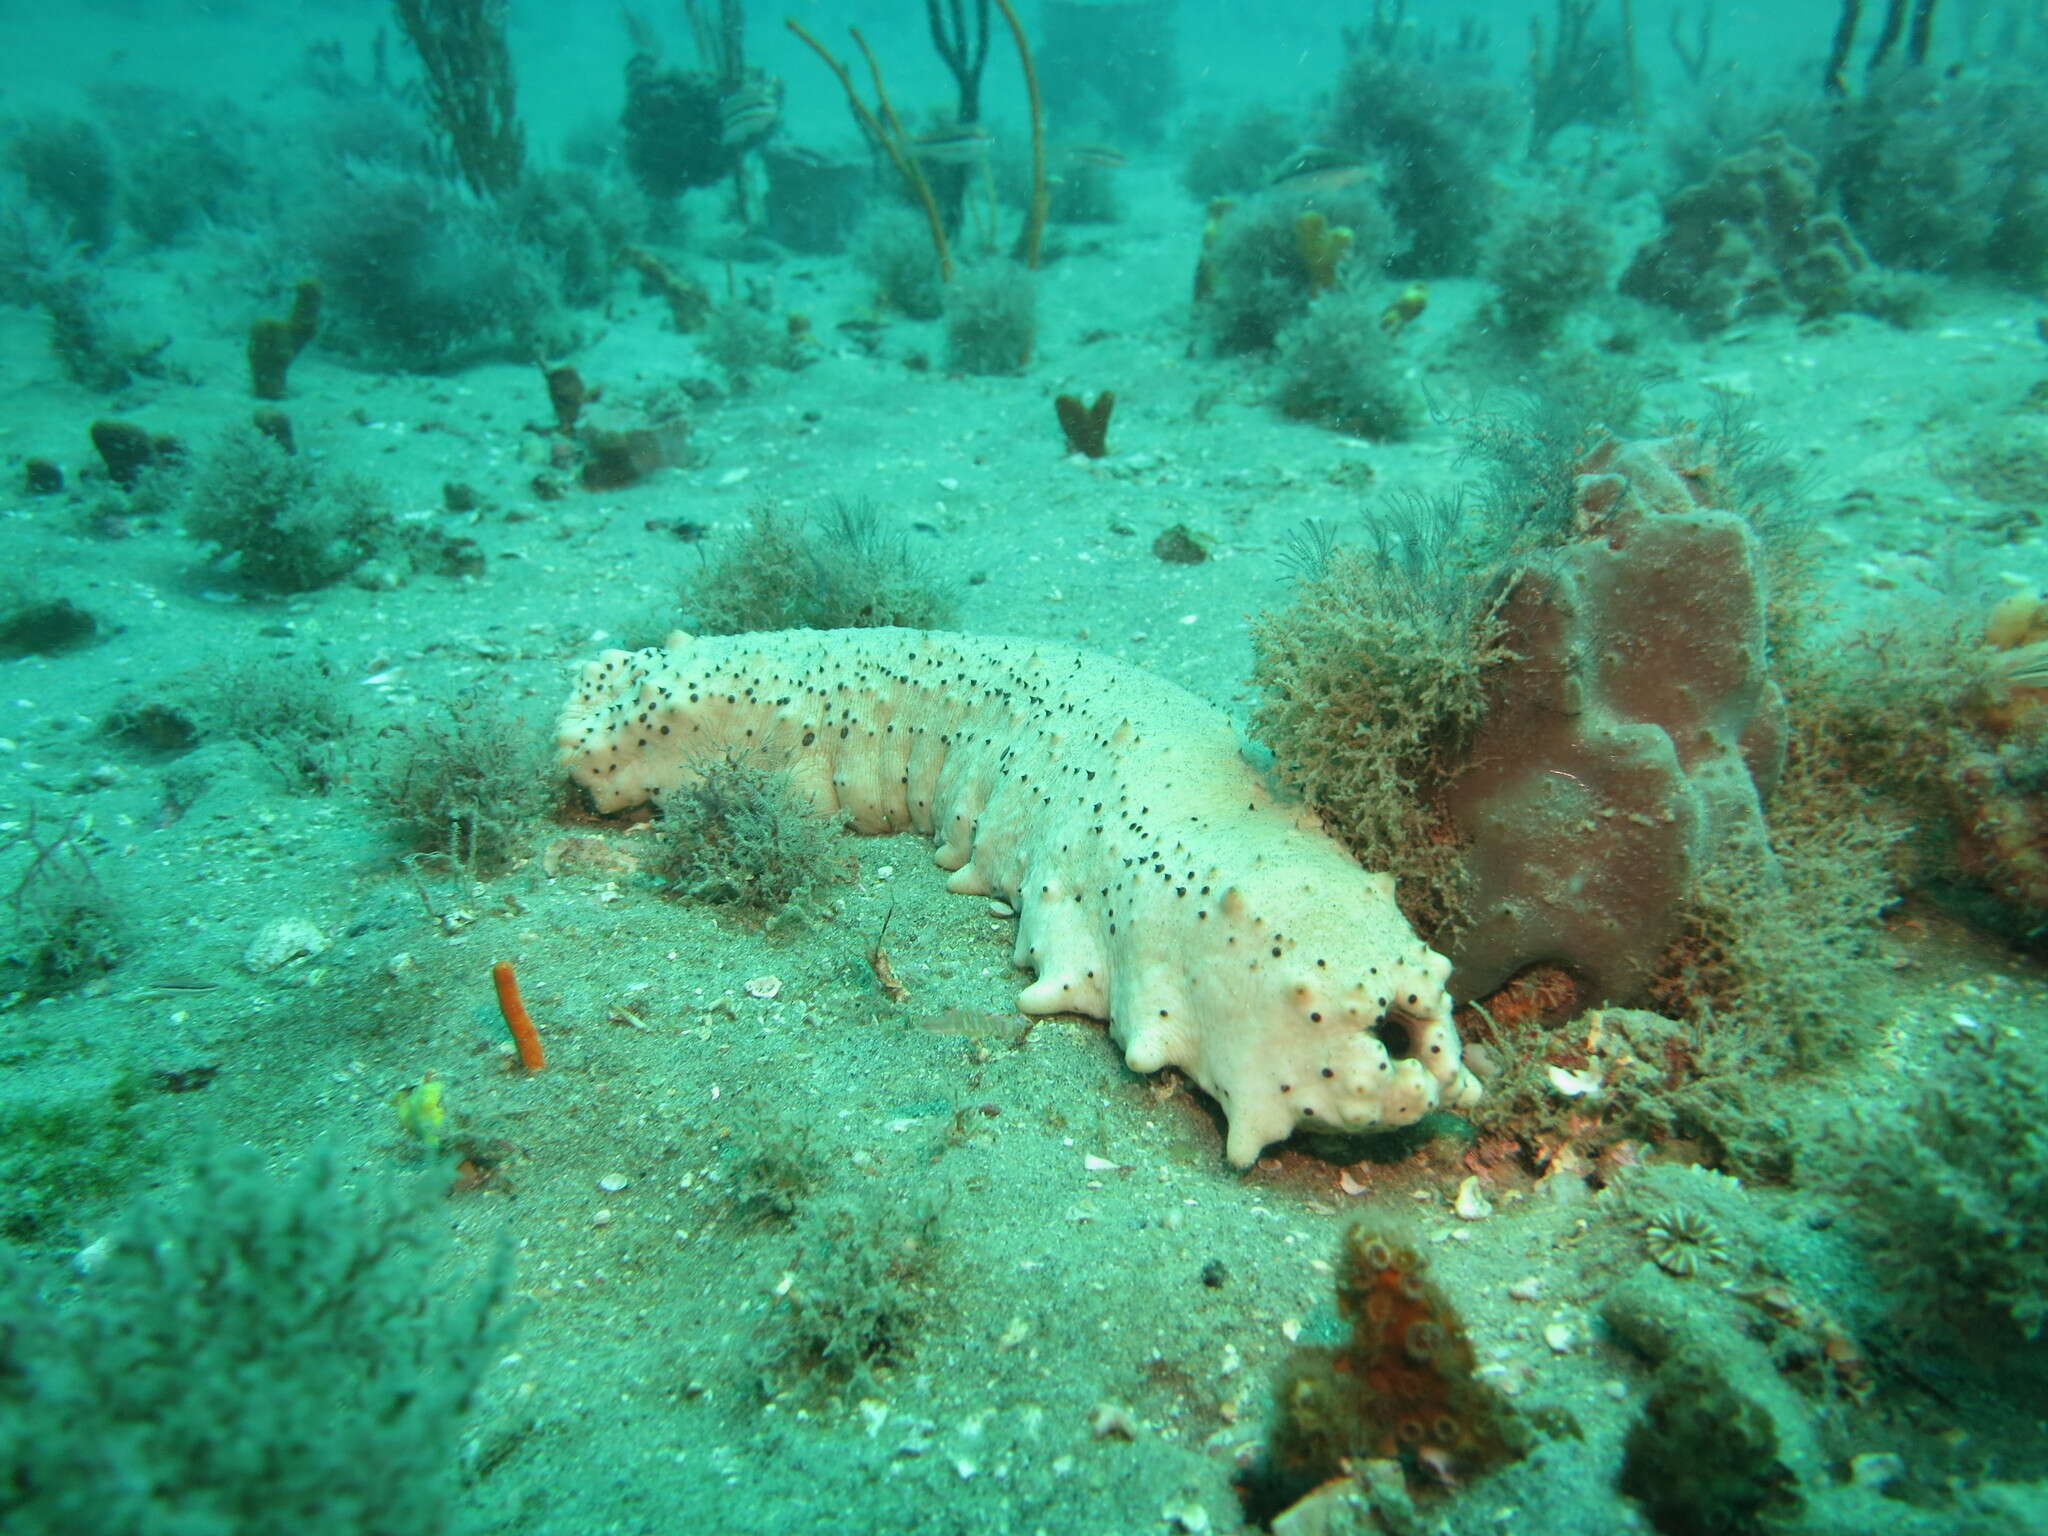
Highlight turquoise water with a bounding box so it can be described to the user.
[2,2,2046,1532]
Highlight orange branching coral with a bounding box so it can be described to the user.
[1249,1222,1527,1520]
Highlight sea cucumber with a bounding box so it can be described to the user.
[557,628,1480,1166]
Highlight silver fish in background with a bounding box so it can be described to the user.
[908,124,996,164]
[1266,144,1375,198]
[719,75,782,149]
[1061,142,1127,171]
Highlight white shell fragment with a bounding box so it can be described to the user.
[1547,1064,1604,1099]
[1454,1175,1494,1221]
[1544,1322,1575,1354]
[73,1233,116,1276]
[744,975,782,999]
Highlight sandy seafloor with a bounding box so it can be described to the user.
[6,15,2048,1536]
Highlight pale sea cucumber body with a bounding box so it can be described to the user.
[558,628,1480,1165]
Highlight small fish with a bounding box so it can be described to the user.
[1062,142,1127,171]
[1267,144,1374,198]
[909,124,995,163]
[719,77,781,148]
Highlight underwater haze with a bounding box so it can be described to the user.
[4,1,2048,1533]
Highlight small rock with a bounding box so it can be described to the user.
[242,917,329,974]
[744,975,782,1000]
[1152,523,1210,564]
[1543,1322,1574,1354]
[1090,1402,1138,1441]
[1454,1175,1494,1220]
[591,1208,613,1228]
[1507,1276,1545,1302]
[73,1233,116,1276]
[598,1173,629,1193]
[1850,1452,1906,1490]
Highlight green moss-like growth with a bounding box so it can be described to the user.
[620,50,732,200]
[942,261,1037,376]
[1179,104,1300,200]
[186,650,357,796]
[1046,155,1120,225]
[1825,1026,2048,1342]
[5,115,117,254]
[1251,497,1504,938]
[1196,190,1394,355]
[1647,732,1902,1072]
[1324,50,1510,274]
[719,1111,824,1227]
[0,1143,511,1536]
[0,1070,150,1242]
[110,94,255,249]
[503,168,638,310]
[1481,198,1612,345]
[1779,616,2031,932]
[700,300,811,384]
[769,1189,946,1392]
[1819,71,2048,289]
[855,208,945,321]
[1272,282,1418,439]
[376,699,556,877]
[0,584,98,658]
[183,426,473,593]
[2,239,166,394]
[686,500,956,636]
[6,876,120,1002]
[1,806,121,1003]
[182,426,393,593]
[306,163,572,374]
[1619,1347,1803,1536]
[642,751,846,926]
[1952,413,2048,508]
